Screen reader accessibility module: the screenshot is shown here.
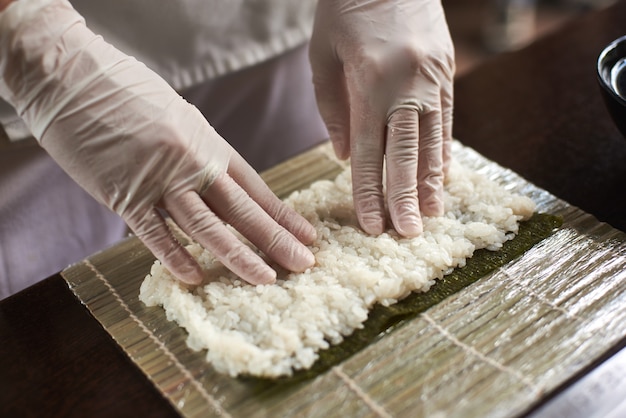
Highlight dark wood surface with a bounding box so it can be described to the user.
[2,2,626,416]
[454,1,626,233]
[0,275,178,417]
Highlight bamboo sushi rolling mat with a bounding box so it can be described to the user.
[61,140,626,418]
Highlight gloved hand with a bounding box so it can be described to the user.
[0,0,316,285]
[309,0,455,237]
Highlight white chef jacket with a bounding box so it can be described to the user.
[70,0,317,90]
[0,0,318,143]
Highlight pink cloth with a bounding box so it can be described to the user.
[0,146,128,298]
[0,43,327,299]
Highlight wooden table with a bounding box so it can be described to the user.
[2,2,626,416]
[453,1,626,233]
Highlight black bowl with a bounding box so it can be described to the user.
[597,35,626,138]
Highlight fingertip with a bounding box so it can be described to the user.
[420,192,445,218]
[275,209,317,246]
[422,205,444,218]
[331,136,350,160]
[418,170,446,219]
[296,247,316,272]
[225,248,279,286]
[355,195,386,236]
[393,211,423,237]
[278,240,316,274]
[353,179,386,236]
[293,219,317,246]
[167,255,205,286]
[359,212,386,236]
[252,264,277,285]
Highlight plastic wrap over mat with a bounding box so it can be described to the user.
[62,140,626,418]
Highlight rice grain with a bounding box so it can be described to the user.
[139,159,535,377]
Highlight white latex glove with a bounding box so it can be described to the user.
[0,0,316,285]
[309,0,455,236]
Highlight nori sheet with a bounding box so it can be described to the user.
[242,212,562,387]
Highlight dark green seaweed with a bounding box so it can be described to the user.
[242,213,562,387]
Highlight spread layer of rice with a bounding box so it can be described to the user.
[139,159,535,377]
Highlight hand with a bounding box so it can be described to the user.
[309,0,455,236]
[0,0,316,285]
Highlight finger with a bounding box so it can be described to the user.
[347,90,386,235]
[385,108,422,236]
[310,45,351,160]
[202,173,316,274]
[227,151,317,245]
[417,107,445,217]
[165,190,278,285]
[441,81,454,175]
[129,207,205,285]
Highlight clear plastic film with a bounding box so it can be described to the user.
[63,141,626,418]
